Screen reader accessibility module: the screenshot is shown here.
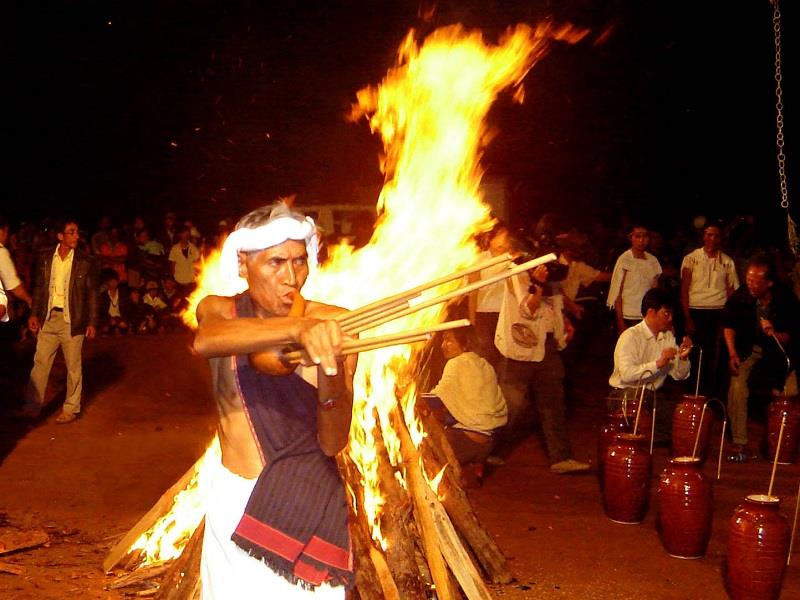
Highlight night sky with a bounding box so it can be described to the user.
[7,1,798,237]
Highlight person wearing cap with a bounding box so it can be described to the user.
[680,222,739,396]
[18,218,99,424]
[194,202,354,598]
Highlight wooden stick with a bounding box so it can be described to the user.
[347,254,557,334]
[282,319,470,364]
[337,254,513,327]
[788,481,800,566]
[103,453,205,572]
[391,407,456,600]
[108,564,171,590]
[632,382,647,437]
[768,415,787,498]
[154,518,204,600]
[0,561,24,576]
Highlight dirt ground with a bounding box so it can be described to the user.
[1,330,798,599]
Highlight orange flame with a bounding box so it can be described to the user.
[138,21,585,564]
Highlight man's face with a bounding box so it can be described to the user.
[649,306,673,333]
[489,229,511,257]
[440,331,464,360]
[57,222,80,250]
[703,226,721,252]
[745,266,772,299]
[241,239,309,317]
[630,228,649,252]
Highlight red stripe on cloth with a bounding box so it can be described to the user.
[234,514,304,562]
[303,536,352,571]
[293,558,329,586]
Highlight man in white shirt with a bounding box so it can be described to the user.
[607,225,662,335]
[0,217,33,313]
[609,288,693,443]
[680,223,739,396]
[168,224,201,294]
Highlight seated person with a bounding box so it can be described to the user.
[424,329,508,474]
[98,270,130,335]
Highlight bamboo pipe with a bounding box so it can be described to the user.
[768,415,787,498]
[336,253,513,328]
[347,253,557,334]
[281,319,470,364]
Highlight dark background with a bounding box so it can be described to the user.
[5,0,798,238]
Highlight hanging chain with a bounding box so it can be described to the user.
[772,0,789,209]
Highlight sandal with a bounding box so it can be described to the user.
[726,446,758,463]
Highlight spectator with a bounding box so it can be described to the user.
[424,329,508,485]
[127,287,154,335]
[494,259,590,475]
[0,217,34,311]
[168,224,201,295]
[607,224,662,335]
[608,287,693,444]
[18,219,99,424]
[722,254,799,463]
[156,211,178,251]
[680,223,739,396]
[99,270,130,335]
[135,229,166,283]
[90,215,111,255]
[98,226,129,284]
[555,229,611,320]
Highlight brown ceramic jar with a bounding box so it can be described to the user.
[671,394,713,460]
[656,456,713,558]
[725,494,790,600]
[766,395,800,465]
[603,433,652,524]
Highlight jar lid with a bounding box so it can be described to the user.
[745,493,780,505]
[617,433,646,443]
[671,456,701,465]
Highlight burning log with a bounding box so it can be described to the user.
[108,564,171,590]
[153,518,204,600]
[104,455,204,572]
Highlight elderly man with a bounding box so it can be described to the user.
[609,288,693,443]
[20,219,98,424]
[723,254,799,463]
[194,202,354,598]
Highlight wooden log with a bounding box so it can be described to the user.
[0,528,49,555]
[0,561,24,575]
[421,476,494,600]
[154,518,204,600]
[417,401,463,483]
[390,407,457,600]
[108,564,171,590]
[103,452,207,572]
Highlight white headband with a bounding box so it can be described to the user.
[220,215,319,281]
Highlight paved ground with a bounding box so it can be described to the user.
[0,330,798,599]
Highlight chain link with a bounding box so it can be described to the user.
[773,0,790,209]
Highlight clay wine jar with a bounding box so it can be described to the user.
[671,394,713,461]
[766,395,800,465]
[598,409,630,486]
[725,494,790,600]
[603,433,652,524]
[656,456,712,558]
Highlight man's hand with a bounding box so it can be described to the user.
[678,336,693,360]
[85,325,96,340]
[729,354,741,376]
[28,315,40,334]
[530,265,548,284]
[760,318,775,337]
[656,347,678,369]
[299,319,344,376]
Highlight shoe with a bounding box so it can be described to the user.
[726,445,758,463]
[55,412,77,424]
[550,459,591,475]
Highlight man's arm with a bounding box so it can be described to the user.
[723,327,740,375]
[194,295,344,376]
[680,266,694,334]
[316,354,356,456]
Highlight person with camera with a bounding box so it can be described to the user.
[494,249,590,475]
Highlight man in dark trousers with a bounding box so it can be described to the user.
[19,219,99,423]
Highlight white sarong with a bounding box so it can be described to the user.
[201,460,345,599]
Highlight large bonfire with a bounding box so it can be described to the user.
[107,22,587,600]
